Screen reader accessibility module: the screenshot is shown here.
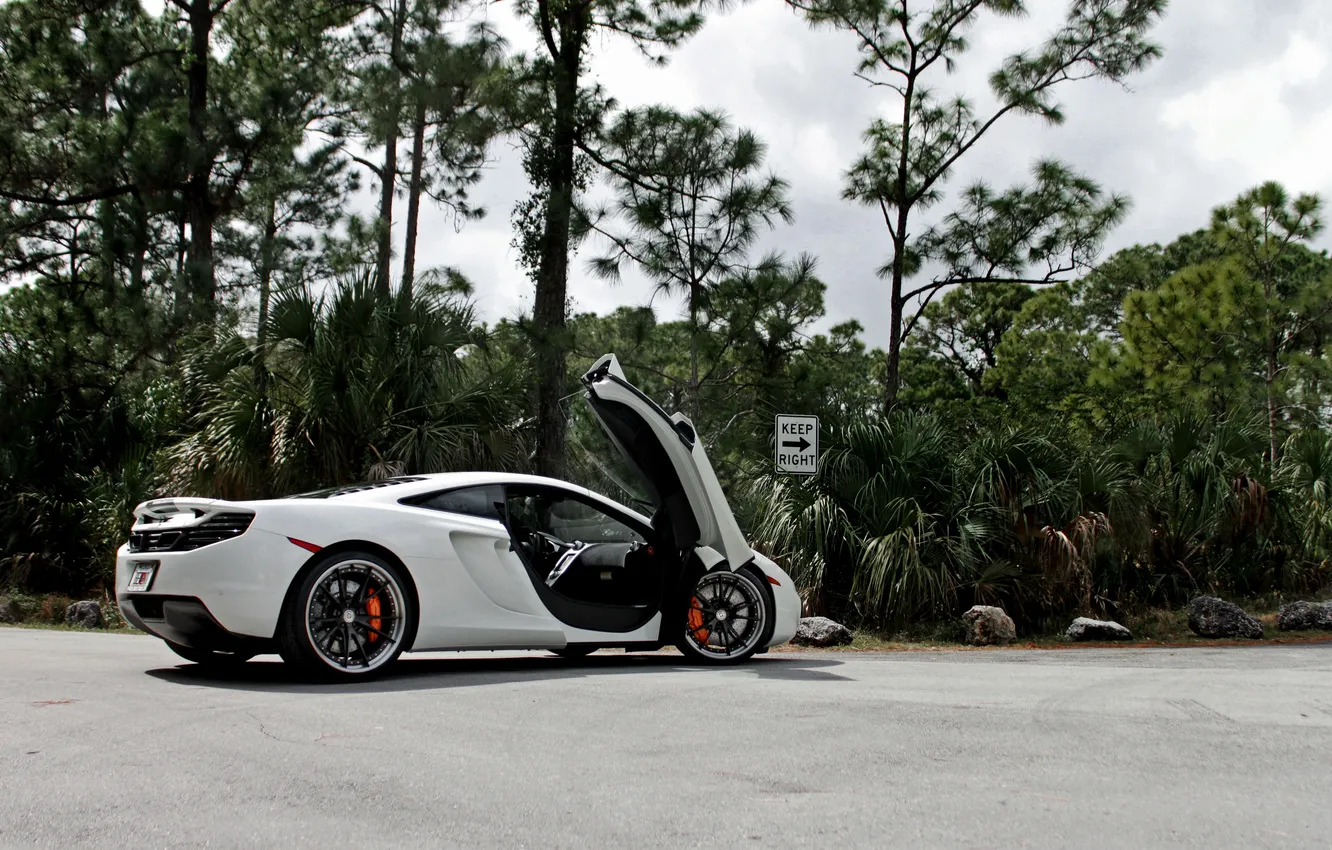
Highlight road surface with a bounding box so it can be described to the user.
[3,629,1331,848]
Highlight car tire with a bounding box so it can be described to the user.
[748,565,780,650]
[277,550,414,681]
[675,566,772,665]
[165,641,255,667]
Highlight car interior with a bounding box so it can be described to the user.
[505,486,663,608]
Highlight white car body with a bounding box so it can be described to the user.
[116,354,799,673]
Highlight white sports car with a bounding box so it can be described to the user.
[115,354,800,679]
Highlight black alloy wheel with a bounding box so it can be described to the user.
[278,551,413,680]
[676,568,769,664]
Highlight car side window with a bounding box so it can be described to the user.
[506,488,646,545]
[414,485,503,520]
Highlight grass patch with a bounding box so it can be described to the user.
[0,590,139,633]
[776,601,1332,652]
[775,629,1332,653]
[0,621,141,634]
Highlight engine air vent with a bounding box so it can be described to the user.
[127,512,254,553]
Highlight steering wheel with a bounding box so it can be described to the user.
[530,531,569,558]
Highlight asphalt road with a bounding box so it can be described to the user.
[3,630,1332,849]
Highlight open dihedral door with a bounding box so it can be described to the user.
[580,354,753,570]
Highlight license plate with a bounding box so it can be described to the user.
[126,561,158,592]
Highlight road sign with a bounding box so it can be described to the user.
[775,414,819,475]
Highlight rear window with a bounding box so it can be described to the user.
[411,485,504,520]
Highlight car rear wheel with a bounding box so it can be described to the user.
[165,641,255,667]
[278,551,413,681]
[676,568,770,664]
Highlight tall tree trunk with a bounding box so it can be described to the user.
[883,55,917,412]
[375,0,409,298]
[1310,328,1324,406]
[185,0,216,323]
[377,134,399,297]
[175,211,187,280]
[1262,268,1280,468]
[531,12,585,480]
[126,200,149,346]
[169,209,187,361]
[885,201,910,409]
[128,206,147,295]
[69,220,79,285]
[255,197,278,396]
[1267,326,1279,468]
[97,199,115,302]
[96,85,115,300]
[400,99,427,300]
[688,289,700,423]
[885,284,904,410]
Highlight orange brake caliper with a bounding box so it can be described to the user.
[687,596,709,643]
[366,589,382,642]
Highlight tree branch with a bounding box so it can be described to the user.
[853,72,907,96]
[900,283,941,342]
[536,0,562,62]
[0,185,137,207]
[898,275,1063,306]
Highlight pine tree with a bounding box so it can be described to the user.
[786,0,1167,406]
[509,0,720,478]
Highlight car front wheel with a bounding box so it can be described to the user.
[676,568,770,664]
[278,551,414,681]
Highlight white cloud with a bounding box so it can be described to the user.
[791,123,847,189]
[1161,33,1332,190]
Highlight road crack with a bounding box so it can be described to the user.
[248,712,281,741]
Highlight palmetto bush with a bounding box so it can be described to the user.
[958,427,1123,622]
[1107,413,1275,602]
[1275,429,1332,590]
[754,409,1331,630]
[167,271,530,498]
[751,413,983,627]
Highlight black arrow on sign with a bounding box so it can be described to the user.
[781,437,811,452]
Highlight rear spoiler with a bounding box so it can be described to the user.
[132,498,253,527]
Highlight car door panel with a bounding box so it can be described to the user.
[401,549,568,651]
[397,492,568,649]
[581,354,753,569]
[448,527,543,617]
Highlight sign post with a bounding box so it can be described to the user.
[774,414,819,475]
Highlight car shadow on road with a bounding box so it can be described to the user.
[144,651,853,694]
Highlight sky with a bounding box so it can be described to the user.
[105,1,1315,348]
[371,0,1332,348]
